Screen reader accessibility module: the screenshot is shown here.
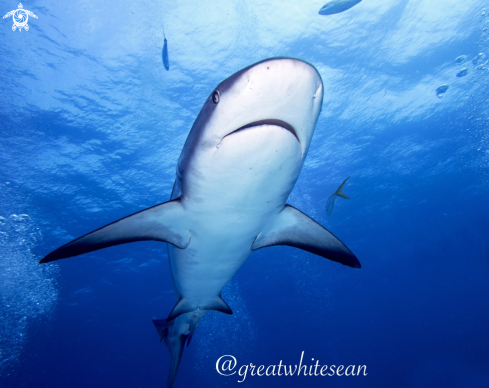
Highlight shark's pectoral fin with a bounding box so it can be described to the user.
[40,199,190,263]
[251,205,361,268]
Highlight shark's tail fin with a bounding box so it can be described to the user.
[335,176,350,199]
[152,318,190,388]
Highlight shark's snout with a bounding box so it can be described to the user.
[202,57,323,156]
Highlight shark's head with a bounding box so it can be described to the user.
[181,57,323,161]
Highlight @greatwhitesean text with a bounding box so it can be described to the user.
[216,351,367,383]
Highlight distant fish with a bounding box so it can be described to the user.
[326,177,350,216]
[162,37,170,71]
[456,68,469,78]
[319,0,362,15]
[455,55,466,64]
[436,84,449,98]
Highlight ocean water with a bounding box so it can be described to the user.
[1,0,489,387]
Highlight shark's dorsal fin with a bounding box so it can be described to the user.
[251,205,361,268]
[335,176,350,199]
[40,199,190,263]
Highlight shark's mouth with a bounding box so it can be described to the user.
[222,119,300,144]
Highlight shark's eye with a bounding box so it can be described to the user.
[212,90,220,104]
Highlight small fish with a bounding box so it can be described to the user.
[162,37,170,71]
[436,84,449,98]
[319,0,362,15]
[326,177,350,216]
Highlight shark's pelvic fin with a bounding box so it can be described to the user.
[166,295,233,322]
[251,205,361,268]
[39,199,190,263]
[335,176,350,199]
[166,298,196,322]
[200,295,233,315]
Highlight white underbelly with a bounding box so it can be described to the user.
[170,125,303,301]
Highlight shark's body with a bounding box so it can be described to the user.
[41,57,360,387]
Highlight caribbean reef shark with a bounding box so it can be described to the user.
[40,57,361,387]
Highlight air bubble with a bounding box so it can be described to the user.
[472,53,485,65]
[436,84,449,98]
[0,202,58,375]
[456,68,470,77]
[455,55,467,64]
[8,214,29,223]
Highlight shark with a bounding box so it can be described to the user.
[40,57,361,387]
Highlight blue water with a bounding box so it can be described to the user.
[1,1,489,387]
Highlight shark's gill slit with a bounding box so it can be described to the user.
[221,119,300,144]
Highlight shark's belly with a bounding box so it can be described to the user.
[170,125,303,301]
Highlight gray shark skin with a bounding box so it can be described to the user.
[40,57,361,387]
